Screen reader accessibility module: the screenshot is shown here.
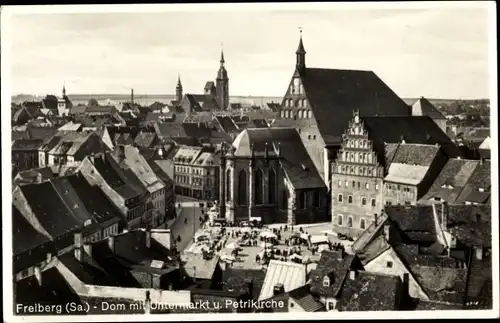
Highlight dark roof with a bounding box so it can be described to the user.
[232,128,325,189]
[288,285,325,312]
[299,68,410,144]
[204,81,216,90]
[443,205,491,248]
[309,250,355,298]
[69,104,88,115]
[466,255,492,303]
[12,130,30,140]
[455,160,491,204]
[90,153,145,199]
[18,181,84,238]
[222,268,266,300]
[336,271,401,311]
[420,158,480,204]
[184,94,220,112]
[85,105,117,114]
[394,244,459,269]
[12,205,51,256]
[363,116,462,158]
[411,97,446,119]
[215,116,239,133]
[389,144,441,167]
[65,173,124,224]
[386,205,436,243]
[11,139,44,151]
[145,112,160,122]
[134,131,157,148]
[356,234,390,265]
[411,264,467,304]
[58,251,119,286]
[15,267,82,308]
[27,125,58,140]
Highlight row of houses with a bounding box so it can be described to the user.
[12,202,492,313]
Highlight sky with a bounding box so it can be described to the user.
[4,3,494,99]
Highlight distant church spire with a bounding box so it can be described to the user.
[220,42,225,65]
[216,43,229,110]
[176,74,183,103]
[62,82,66,97]
[296,28,306,74]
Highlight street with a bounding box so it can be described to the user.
[169,205,205,252]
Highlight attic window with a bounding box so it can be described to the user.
[478,188,485,192]
[433,197,442,201]
[386,261,393,268]
[323,276,331,287]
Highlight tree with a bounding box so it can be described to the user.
[88,98,99,108]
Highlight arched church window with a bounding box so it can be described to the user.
[238,170,248,206]
[294,100,299,108]
[268,169,276,204]
[307,109,311,117]
[288,100,293,108]
[255,168,264,205]
[226,169,231,198]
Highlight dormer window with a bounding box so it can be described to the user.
[323,276,331,287]
[478,188,485,192]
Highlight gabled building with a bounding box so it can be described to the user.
[38,131,109,167]
[13,166,57,186]
[99,125,141,150]
[172,145,220,200]
[220,128,328,225]
[454,160,491,205]
[276,34,411,183]
[77,152,149,229]
[352,204,492,309]
[258,260,308,301]
[111,145,167,228]
[12,139,44,174]
[418,158,486,205]
[12,174,122,257]
[331,111,453,237]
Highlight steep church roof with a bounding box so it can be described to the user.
[411,97,446,119]
[301,68,411,144]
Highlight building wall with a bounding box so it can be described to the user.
[363,248,428,300]
[223,156,327,225]
[12,149,39,173]
[383,182,418,206]
[331,112,385,238]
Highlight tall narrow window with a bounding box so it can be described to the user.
[238,170,247,206]
[347,217,353,228]
[360,219,366,229]
[362,197,367,205]
[314,190,320,207]
[255,168,263,205]
[226,169,231,199]
[299,191,306,209]
[348,195,353,204]
[268,169,276,204]
[338,194,343,203]
[281,189,288,209]
[337,215,343,226]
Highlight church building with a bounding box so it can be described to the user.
[178,50,230,114]
[274,33,411,185]
[219,127,328,225]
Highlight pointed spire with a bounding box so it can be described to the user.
[296,28,306,54]
[62,81,66,97]
[177,74,182,87]
[220,48,225,65]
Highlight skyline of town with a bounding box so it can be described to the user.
[6,5,493,99]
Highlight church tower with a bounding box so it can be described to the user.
[62,83,67,98]
[296,31,306,74]
[176,75,183,103]
[216,49,229,110]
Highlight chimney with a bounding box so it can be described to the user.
[277,142,281,157]
[475,246,483,261]
[480,158,484,165]
[34,266,42,286]
[384,224,391,242]
[74,232,83,249]
[273,283,285,296]
[400,134,406,144]
[441,202,448,231]
[131,89,134,104]
[374,213,378,226]
[349,270,357,280]
[337,249,344,260]
[46,252,52,263]
[115,144,125,161]
[108,235,116,252]
[145,228,151,248]
[402,273,409,297]
[83,243,92,258]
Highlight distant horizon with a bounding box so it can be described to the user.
[11,93,490,101]
[5,3,493,100]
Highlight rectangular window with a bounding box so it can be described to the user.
[362,197,367,206]
[348,195,353,204]
[337,215,343,226]
[386,261,393,268]
[338,180,342,188]
[345,181,348,188]
[328,302,335,311]
[375,184,379,190]
[338,194,343,203]
[371,199,376,207]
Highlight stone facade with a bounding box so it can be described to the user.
[331,111,385,238]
